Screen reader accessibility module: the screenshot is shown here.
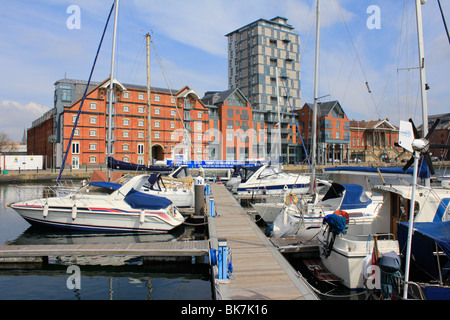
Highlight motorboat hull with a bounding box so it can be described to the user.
[11,203,184,233]
[319,234,399,289]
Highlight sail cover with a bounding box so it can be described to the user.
[124,189,173,210]
[321,183,372,210]
[397,221,450,282]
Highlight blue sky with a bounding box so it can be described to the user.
[0,0,449,142]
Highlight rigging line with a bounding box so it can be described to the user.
[280,78,312,171]
[57,2,115,183]
[335,0,380,119]
[437,0,450,45]
[150,37,197,162]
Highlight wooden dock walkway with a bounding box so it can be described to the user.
[208,183,318,300]
[0,241,209,263]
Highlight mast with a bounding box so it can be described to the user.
[107,0,119,182]
[403,0,429,299]
[310,0,320,193]
[146,33,153,165]
[275,66,282,167]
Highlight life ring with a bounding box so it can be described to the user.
[333,210,349,224]
[284,193,298,205]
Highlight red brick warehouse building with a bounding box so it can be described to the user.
[27,78,209,169]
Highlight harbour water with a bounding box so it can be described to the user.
[0,183,212,300]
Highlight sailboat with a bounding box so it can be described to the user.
[11,0,185,233]
[318,0,450,295]
[257,0,379,236]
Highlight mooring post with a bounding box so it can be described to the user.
[218,238,228,280]
[209,197,215,217]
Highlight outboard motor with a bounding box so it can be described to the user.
[378,251,402,299]
[322,212,348,258]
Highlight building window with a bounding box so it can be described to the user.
[123,119,129,126]
[154,120,160,128]
[123,92,129,99]
[170,122,175,129]
[155,95,160,102]
[170,109,176,117]
[61,87,72,102]
[138,93,144,100]
[72,115,78,123]
[123,144,129,151]
[171,97,176,104]
[154,132,160,139]
[138,131,144,139]
[155,108,160,115]
[90,117,97,124]
[138,106,145,113]
[197,123,202,131]
[89,130,97,137]
[137,144,144,154]
[197,112,202,119]
[89,143,96,150]
[90,103,97,110]
[138,120,144,127]
[72,142,80,154]
[123,105,129,113]
[123,131,129,138]
[74,129,79,136]
[89,156,97,163]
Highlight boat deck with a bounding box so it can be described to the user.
[208,183,318,300]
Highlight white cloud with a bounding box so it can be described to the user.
[0,101,50,142]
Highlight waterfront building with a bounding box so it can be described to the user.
[27,78,208,169]
[349,119,403,163]
[226,16,301,164]
[201,88,258,161]
[299,101,350,165]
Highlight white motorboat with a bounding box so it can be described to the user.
[10,174,185,233]
[318,183,450,289]
[140,170,194,208]
[232,164,312,196]
[268,182,384,239]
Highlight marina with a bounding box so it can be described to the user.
[1,0,450,303]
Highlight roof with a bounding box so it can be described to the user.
[201,88,249,106]
[304,100,345,118]
[349,119,398,130]
[225,16,295,37]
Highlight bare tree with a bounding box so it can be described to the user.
[0,132,13,154]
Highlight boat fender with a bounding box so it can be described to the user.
[43,203,49,218]
[139,209,145,224]
[71,205,77,220]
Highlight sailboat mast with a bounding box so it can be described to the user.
[416,0,429,138]
[146,33,153,165]
[310,0,320,193]
[107,0,119,183]
[275,66,282,167]
[403,0,430,299]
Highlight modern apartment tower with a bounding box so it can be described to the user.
[226,17,301,163]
